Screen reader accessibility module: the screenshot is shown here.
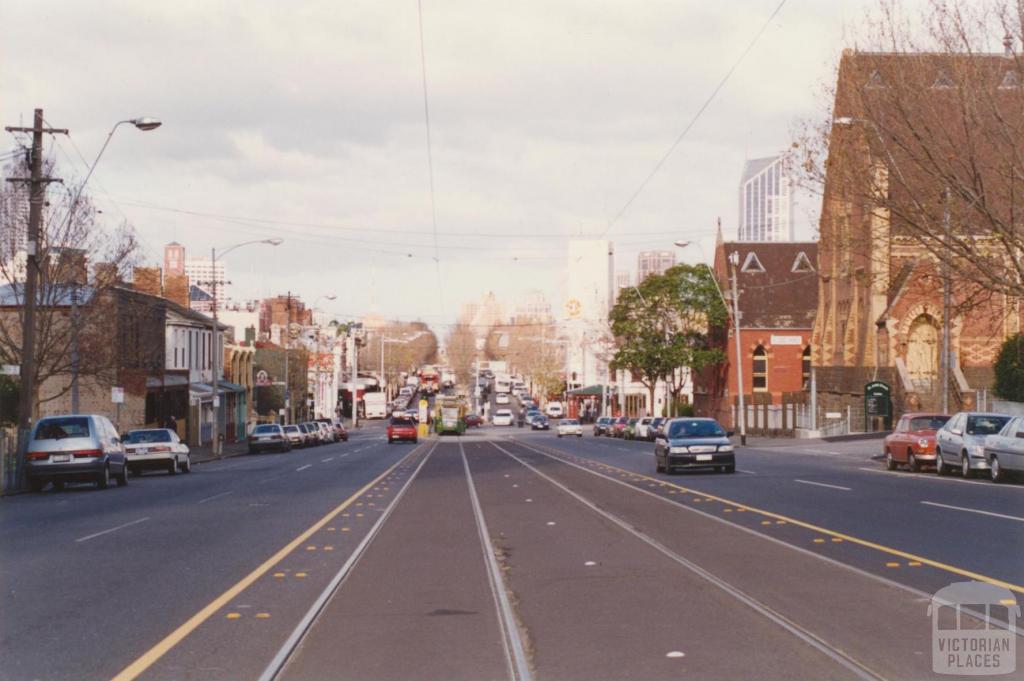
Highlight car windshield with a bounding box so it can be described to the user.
[966,415,1010,435]
[124,430,172,444]
[284,426,299,433]
[391,418,413,426]
[668,420,726,438]
[908,416,949,431]
[562,419,579,425]
[253,425,279,434]
[34,417,90,440]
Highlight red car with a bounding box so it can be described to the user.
[611,416,629,438]
[387,417,418,444]
[464,413,483,428]
[883,412,950,471]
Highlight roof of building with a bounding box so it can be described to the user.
[713,239,819,330]
[189,285,214,302]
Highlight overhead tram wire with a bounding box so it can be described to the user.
[417,0,445,318]
[600,0,788,239]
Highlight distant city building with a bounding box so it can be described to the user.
[164,242,185,276]
[183,257,227,306]
[564,239,614,391]
[738,154,794,242]
[512,289,552,324]
[260,294,312,337]
[637,251,675,283]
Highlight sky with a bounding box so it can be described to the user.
[2,0,886,332]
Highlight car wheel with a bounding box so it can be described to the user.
[557,434,562,438]
[181,456,192,473]
[28,478,45,493]
[885,449,897,471]
[167,458,177,475]
[577,434,582,437]
[936,449,949,476]
[961,453,972,478]
[129,467,141,477]
[724,464,735,474]
[52,480,65,491]
[991,456,1005,483]
[908,450,920,473]
[116,463,128,487]
[97,465,110,490]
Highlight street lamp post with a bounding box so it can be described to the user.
[209,238,282,457]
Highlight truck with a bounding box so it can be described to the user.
[434,395,467,435]
[419,366,441,395]
[364,392,388,419]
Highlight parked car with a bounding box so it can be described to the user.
[647,417,666,442]
[248,424,292,454]
[936,412,1011,477]
[26,415,129,492]
[493,409,514,426]
[654,417,735,474]
[983,416,1024,483]
[334,420,349,442]
[557,418,583,437]
[623,418,640,440]
[124,428,191,475]
[387,416,418,444]
[611,416,629,438]
[531,414,550,430]
[635,417,654,440]
[545,402,565,418]
[283,424,307,449]
[465,413,483,428]
[593,416,613,436]
[882,413,950,472]
[301,422,323,445]
[295,423,315,446]
[495,392,511,405]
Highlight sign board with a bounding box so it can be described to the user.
[864,380,892,430]
[825,411,842,419]
[418,399,429,423]
[770,335,803,346]
[213,397,220,408]
[111,387,125,404]
[255,369,270,386]
[278,408,286,416]
[2,364,19,376]
[190,394,200,406]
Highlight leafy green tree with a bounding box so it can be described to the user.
[609,264,727,415]
[994,333,1024,402]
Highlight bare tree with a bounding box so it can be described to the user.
[485,318,565,398]
[445,322,477,388]
[0,156,139,414]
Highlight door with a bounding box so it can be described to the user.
[1010,419,1024,473]
[906,314,939,391]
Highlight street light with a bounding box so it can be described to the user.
[209,238,282,456]
[675,239,746,445]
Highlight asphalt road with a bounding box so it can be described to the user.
[2,411,1021,680]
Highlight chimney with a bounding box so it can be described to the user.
[163,273,190,308]
[133,266,163,298]
[93,263,123,288]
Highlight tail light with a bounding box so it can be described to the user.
[271,434,283,440]
[27,451,48,460]
[73,449,102,458]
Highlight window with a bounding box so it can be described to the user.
[752,345,768,392]
[999,70,1020,89]
[865,70,885,89]
[792,251,814,273]
[741,252,765,273]
[801,345,811,389]
[932,70,955,89]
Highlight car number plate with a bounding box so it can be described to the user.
[695,454,713,461]
[52,454,71,463]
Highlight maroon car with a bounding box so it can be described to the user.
[611,416,629,438]
[387,416,418,444]
[464,413,483,428]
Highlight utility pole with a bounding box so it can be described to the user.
[210,247,222,457]
[941,189,951,414]
[6,109,67,487]
[729,252,747,446]
[351,326,360,428]
[283,291,291,424]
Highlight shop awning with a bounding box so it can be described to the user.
[146,375,190,389]
[568,384,605,396]
[218,379,245,393]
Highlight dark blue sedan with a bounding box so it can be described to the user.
[654,418,735,474]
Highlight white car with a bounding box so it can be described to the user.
[557,419,583,438]
[493,409,514,426]
[124,428,191,475]
[545,402,564,418]
[495,392,510,405]
[635,417,653,440]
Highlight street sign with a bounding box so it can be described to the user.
[2,364,19,376]
[111,387,125,404]
[864,381,892,431]
[213,397,220,407]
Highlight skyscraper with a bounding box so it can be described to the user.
[637,251,675,282]
[738,155,793,242]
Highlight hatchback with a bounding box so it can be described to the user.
[387,417,418,443]
[493,409,514,426]
[593,416,612,436]
[654,418,735,474]
[26,414,129,491]
[936,412,1011,477]
[248,424,292,454]
[124,428,191,475]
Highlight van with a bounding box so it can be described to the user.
[25,415,129,491]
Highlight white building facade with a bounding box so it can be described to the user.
[183,258,227,306]
[738,154,793,242]
[562,239,614,392]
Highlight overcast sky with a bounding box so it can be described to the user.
[3,0,888,331]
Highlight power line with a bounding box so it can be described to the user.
[601,0,788,238]
[417,0,445,318]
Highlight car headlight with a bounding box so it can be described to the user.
[718,444,734,452]
[917,439,929,449]
[969,444,985,458]
[669,446,688,454]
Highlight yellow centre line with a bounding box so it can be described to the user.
[110,446,425,681]
[541,444,1024,596]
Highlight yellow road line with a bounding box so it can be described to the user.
[110,445,425,681]
[531,442,1024,596]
